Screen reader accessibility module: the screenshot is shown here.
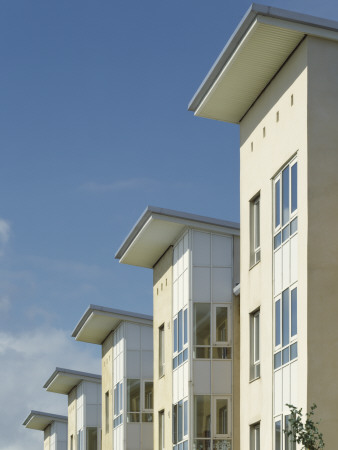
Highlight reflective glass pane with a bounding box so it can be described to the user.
[194,396,211,438]
[282,347,289,365]
[184,309,188,345]
[275,300,281,347]
[173,404,177,444]
[195,347,210,359]
[216,399,228,435]
[275,420,281,450]
[119,383,123,411]
[86,428,97,450]
[274,232,281,249]
[275,180,281,228]
[216,307,228,342]
[144,382,153,409]
[282,225,290,242]
[114,385,119,415]
[282,289,289,347]
[194,304,211,345]
[184,401,188,436]
[290,342,298,360]
[291,162,297,213]
[254,198,260,250]
[183,348,188,361]
[183,441,188,450]
[142,413,153,423]
[173,357,178,369]
[290,217,298,235]
[274,352,281,369]
[282,166,290,226]
[174,319,178,353]
[178,401,183,442]
[212,440,231,450]
[127,413,140,422]
[194,440,211,450]
[212,347,231,359]
[178,310,183,352]
[291,288,297,337]
[178,352,183,365]
[254,313,260,362]
[127,379,140,412]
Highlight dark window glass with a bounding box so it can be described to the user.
[291,288,297,337]
[275,420,281,450]
[184,401,188,436]
[274,351,281,369]
[274,232,281,249]
[275,180,281,227]
[174,318,177,353]
[178,310,183,352]
[282,347,289,365]
[178,401,183,442]
[275,300,281,347]
[290,342,298,360]
[290,217,298,235]
[291,162,297,213]
[184,309,188,345]
[282,225,290,242]
[282,166,290,226]
[282,289,289,347]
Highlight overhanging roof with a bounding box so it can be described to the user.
[72,304,153,345]
[23,410,67,431]
[115,206,240,269]
[189,3,338,123]
[44,367,101,395]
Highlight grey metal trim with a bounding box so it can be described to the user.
[23,410,67,426]
[43,367,101,389]
[233,283,240,297]
[188,3,338,112]
[72,304,153,338]
[115,205,240,261]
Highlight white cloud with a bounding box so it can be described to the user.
[0,326,101,450]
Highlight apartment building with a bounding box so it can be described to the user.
[115,206,240,450]
[23,410,67,450]
[189,4,338,449]
[44,368,101,450]
[72,305,153,450]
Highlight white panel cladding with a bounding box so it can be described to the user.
[83,381,101,427]
[126,423,140,450]
[183,362,189,398]
[173,231,190,316]
[290,361,298,406]
[212,268,232,302]
[212,361,232,394]
[274,369,283,415]
[126,323,141,350]
[178,275,184,311]
[142,422,153,449]
[141,351,153,378]
[282,241,290,290]
[126,350,141,378]
[290,235,298,284]
[282,365,291,414]
[84,380,99,404]
[183,270,189,307]
[173,280,178,315]
[141,326,153,351]
[183,233,189,270]
[114,323,125,385]
[212,234,232,267]
[77,383,84,431]
[178,237,184,275]
[192,231,211,266]
[50,422,56,450]
[57,443,67,450]
[274,247,282,294]
[173,245,178,281]
[192,267,211,302]
[86,404,100,427]
[193,360,211,394]
[178,364,184,400]
[118,425,123,450]
[173,368,179,404]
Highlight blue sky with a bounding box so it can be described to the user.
[1,0,338,448]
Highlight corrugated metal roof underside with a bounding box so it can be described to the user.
[195,20,304,123]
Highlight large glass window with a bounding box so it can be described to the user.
[274,160,297,232]
[127,379,140,422]
[86,428,97,450]
[285,415,296,450]
[144,381,153,410]
[173,308,188,369]
[251,194,261,265]
[215,399,228,436]
[113,382,123,428]
[250,423,260,450]
[159,324,165,377]
[193,304,231,360]
[250,309,260,380]
[195,396,211,439]
[173,400,188,446]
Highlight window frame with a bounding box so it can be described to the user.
[173,307,189,369]
[250,422,260,450]
[213,396,231,439]
[159,410,165,450]
[143,380,153,412]
[250,309,260,381]
[250,193,261,266]
[159,324,165,378]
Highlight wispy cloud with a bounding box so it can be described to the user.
[80,177,157,193]
[0,326,101,450]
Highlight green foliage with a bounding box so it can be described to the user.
[286,403,325,450]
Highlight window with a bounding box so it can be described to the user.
[274,287,297,370]
[194,396,231,450]
[173,400,188,447]
[70,435,74,450]
[274,160,297,233]
[250,195,261,265]
[77,430,83,450]
[113,382,123,428]
[284,415,296,450]
[86,428,97,450]
[159,410,165,450]
[193,304,232,360]
[127,379,140,422]
[274,415,296,450]
[159,324,165,377]
[173,308,188,369]
[143,381,154,423]
[105,391,109,434]
[250,309,260,380]
[250,423,260,450]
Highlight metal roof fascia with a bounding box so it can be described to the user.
[23,410,67,427]
[43,367,101,390]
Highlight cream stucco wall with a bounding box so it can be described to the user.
[153,247,173,450]
[239,39,308,449]
[306,35,338,447]
[68,387,77,449]
[102,332,114,450]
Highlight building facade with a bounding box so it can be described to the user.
[44,368,102,450]
[189,4,338,449]
[72,305,154,450]
[23,410,67,450]
[115,206,240,450]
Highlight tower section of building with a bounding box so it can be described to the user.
[116,206,240,450]
[189,4,338,449]
[23,410,67,450]
[72,305,153,450]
